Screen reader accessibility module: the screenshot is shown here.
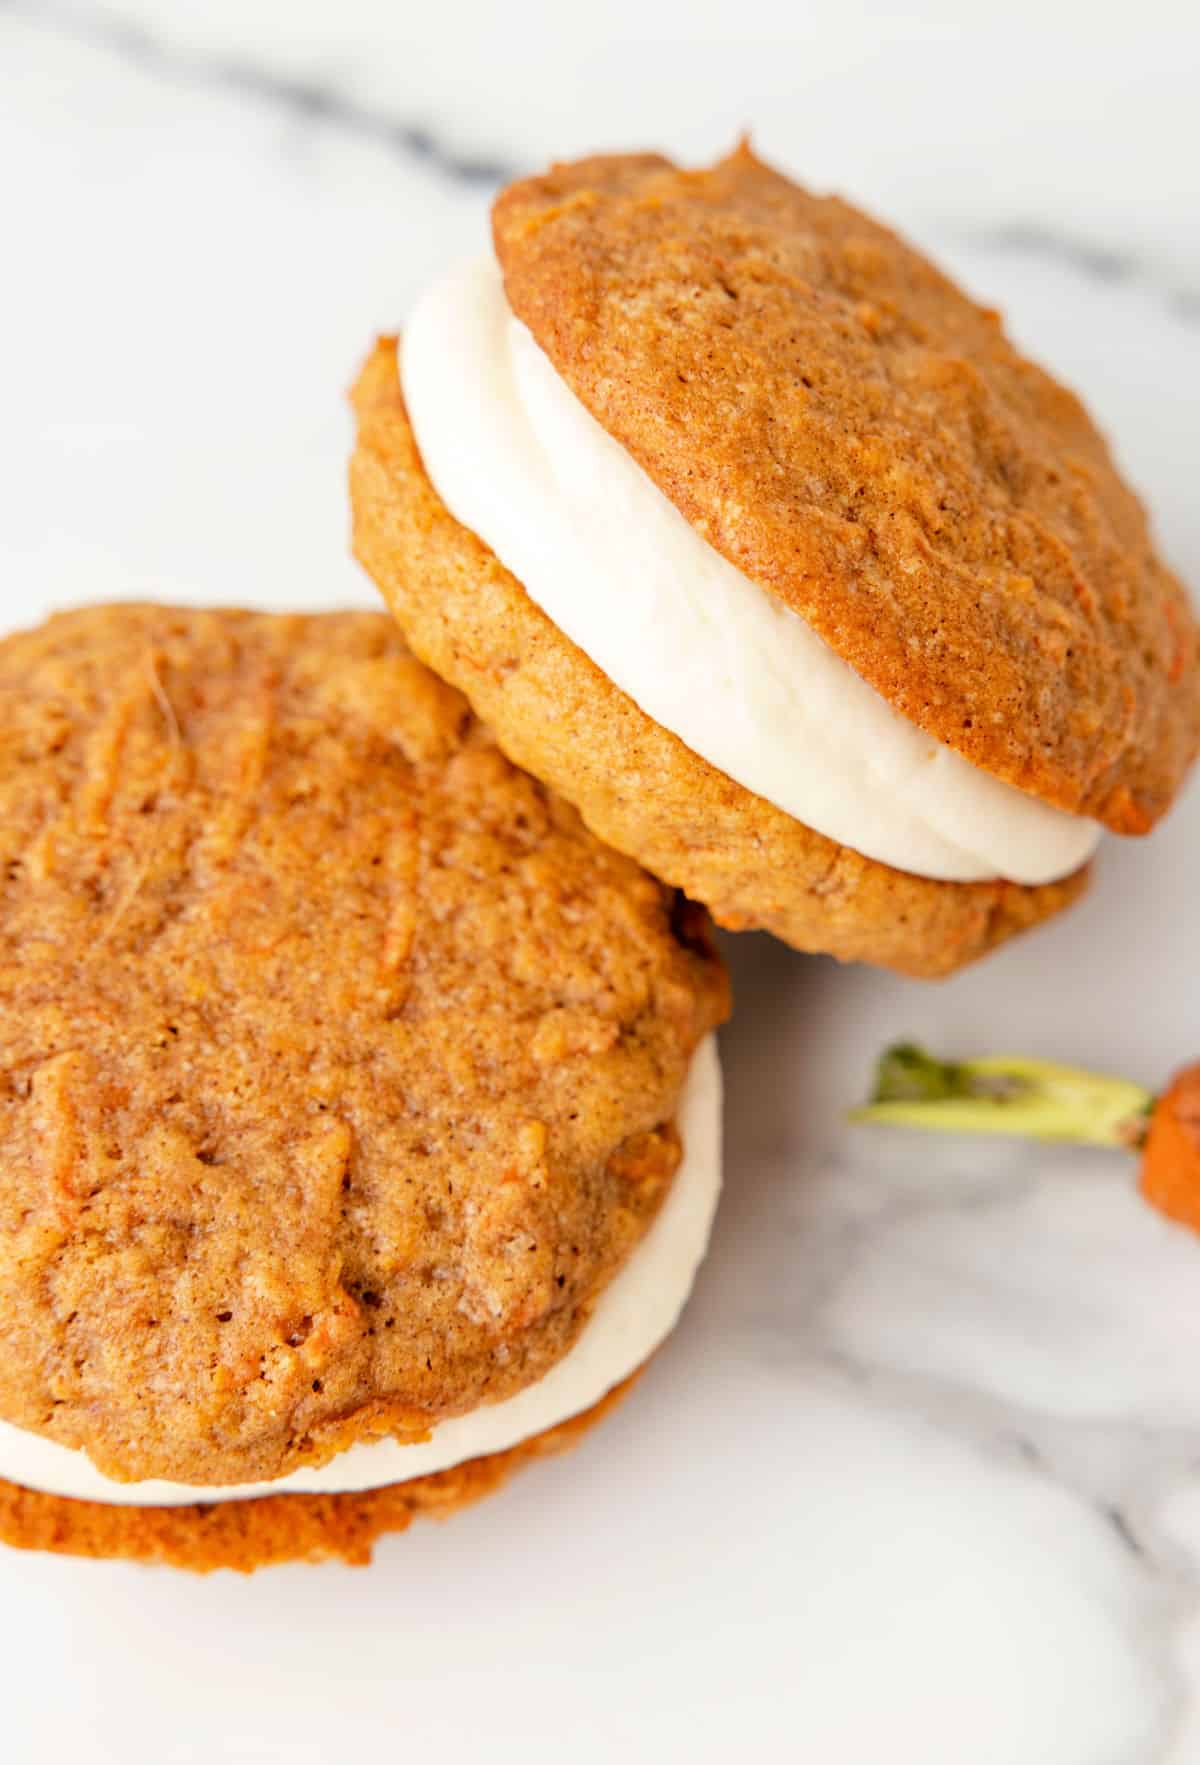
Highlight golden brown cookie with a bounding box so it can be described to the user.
[350,341,1089,978]
[0,606,727,1495]
[493,144,1200,832]
[0,1369,640,1572]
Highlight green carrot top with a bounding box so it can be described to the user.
[851,1042,1154,1150]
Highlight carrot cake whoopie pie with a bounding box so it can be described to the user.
[351,143,1200,978]
[0,605,727,1570]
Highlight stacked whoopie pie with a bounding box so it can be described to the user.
[1,147,1195,1571]
[353,144,1199,976]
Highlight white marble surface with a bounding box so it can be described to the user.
[1,4,1199,1761]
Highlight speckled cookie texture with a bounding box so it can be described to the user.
[350,341,1089,977]
[0,1370,640,1572]
[493,144,1200,833]
[0,606,727,1494]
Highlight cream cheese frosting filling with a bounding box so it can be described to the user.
[399,255,1102,886]
[0,1037,722,1506]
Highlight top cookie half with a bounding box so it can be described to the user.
[492,145,1198,832]
[0,606,727,1486]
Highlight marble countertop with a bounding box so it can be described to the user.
[1,4,1198,1761]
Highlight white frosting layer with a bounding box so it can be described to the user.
[400,256,1101,886]
[0,1038,721,1506]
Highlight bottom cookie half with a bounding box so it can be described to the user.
[0,1371,642,1573]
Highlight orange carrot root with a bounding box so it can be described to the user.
[1139,1063,1200,1232]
